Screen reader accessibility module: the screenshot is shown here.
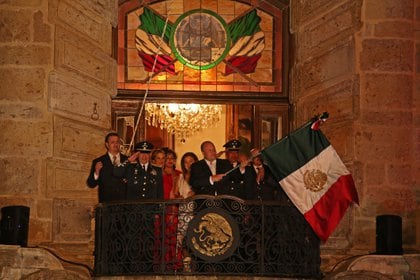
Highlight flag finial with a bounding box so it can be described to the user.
[310,112,329,130]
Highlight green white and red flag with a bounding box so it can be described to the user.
[261,114,359,242]
[135,7,175,74]
[225,9,265,75]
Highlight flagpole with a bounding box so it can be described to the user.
[223,152,260,176]
[127,4,174,154]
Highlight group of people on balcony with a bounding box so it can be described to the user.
[87,132,286,204]
[86,132,288,271]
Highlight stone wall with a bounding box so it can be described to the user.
[290,0,419,270]
[414,0,420,255]
[0,0,418,275]
[0,0,117,269]
[0,245,90,279]
[355,0,417,253]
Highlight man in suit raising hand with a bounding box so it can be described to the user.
[87,132,128,203]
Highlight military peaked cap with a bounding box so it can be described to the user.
[223,139,241,151]
[134,141,154,153]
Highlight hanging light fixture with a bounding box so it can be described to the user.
[145,103,222,143]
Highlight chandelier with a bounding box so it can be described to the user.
[145,103,222,142]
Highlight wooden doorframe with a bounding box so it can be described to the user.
[112,96,289,151]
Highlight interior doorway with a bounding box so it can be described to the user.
[112,99,289,164]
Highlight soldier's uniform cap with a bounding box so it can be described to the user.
[223,139,241,151]
[134,141,154,153]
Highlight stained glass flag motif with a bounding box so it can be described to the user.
[225,9,265,75]
[261,114,359,242]
[135,7,175,74]
[135,7,265,75]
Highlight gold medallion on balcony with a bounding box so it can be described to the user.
[188,208,239,261]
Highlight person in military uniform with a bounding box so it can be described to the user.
[223,139,242,167]
[86,132,128,203]
[114,141,163,201]
[220,139,249,199]
[190,141,247,198]
[114,141,164,273]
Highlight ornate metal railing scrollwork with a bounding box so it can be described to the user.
[94,195,321,278]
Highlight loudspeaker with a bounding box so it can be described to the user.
[0,206,30,247]
[376,215,402,255]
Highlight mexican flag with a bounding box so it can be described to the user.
[225,9,265,75]
[261,116,359,242]
[136,7,175,74]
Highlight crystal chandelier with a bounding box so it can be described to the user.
[145,103,222,142]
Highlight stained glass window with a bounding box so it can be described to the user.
[118,0,283,93]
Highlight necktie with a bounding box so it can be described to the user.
[142,164,146,171]
[256,166,264,184]
[112,155,117,166]
[209,161,216,175]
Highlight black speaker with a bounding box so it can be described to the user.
[376,215,402,255]
[0,206,30,247]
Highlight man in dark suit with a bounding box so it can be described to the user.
[244,148,287,201]
[114,141,163,201]
[190,141,246,197]
[87,132,128,203]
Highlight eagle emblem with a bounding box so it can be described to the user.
[303,169,327,192]
[135,7,264,76]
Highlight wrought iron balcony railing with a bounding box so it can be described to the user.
[94,195,321,278]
